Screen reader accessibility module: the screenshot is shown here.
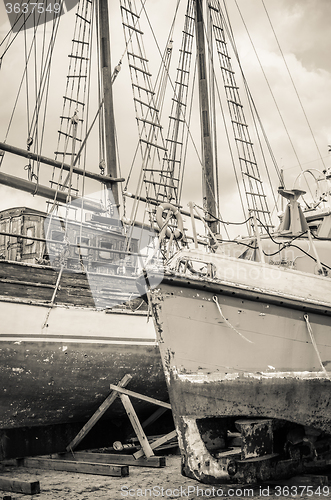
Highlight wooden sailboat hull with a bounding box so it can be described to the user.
[0,300,164,428]
[0,260,168,458]
[148,252,331,483]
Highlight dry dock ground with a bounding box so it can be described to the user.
[0,454,330,500]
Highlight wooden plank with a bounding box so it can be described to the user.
[66,374,132,452]
[141,405,169,429]
[0,476,40,494]
[213,448,241,459]
[18,457,128,477]
[134,430,177,459]
[108,384,171,409]
[54,452,166,468]
[119,394,154,458]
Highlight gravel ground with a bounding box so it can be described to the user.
[0,454,330,500]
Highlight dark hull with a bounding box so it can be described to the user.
[1,339,166,430]
[0,339,167,459]
[0,260,169,458]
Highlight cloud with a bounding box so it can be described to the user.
[267,0,331,72]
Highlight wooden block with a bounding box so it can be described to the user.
[120,394,154,458]
[66,374,132,452]
[18,457,128,477]
[134,430,177,459]
[235,419,273,459]
[55,452,166,468]
[0,476,40,494]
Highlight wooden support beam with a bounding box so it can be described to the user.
[108,384,171,410]
[66,374,132,452]
[134,430,177,459]
[119,394,154,458]
[0,476,40,495]
[141,406,169,429]
[17,457,128,477]
[54,451,166,468]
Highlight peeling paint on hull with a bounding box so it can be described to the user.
[168,371,331,433]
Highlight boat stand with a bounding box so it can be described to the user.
[15,374,176,476]
[179,416,331,484]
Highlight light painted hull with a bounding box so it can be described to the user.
[148,253,331,483]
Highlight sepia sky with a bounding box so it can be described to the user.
[0,0,330,231]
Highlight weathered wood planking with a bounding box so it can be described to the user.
[178,250,331,310]
[0,260,139,307]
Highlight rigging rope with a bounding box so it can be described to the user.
[123,0,204,191]
[232,0,301,179]
[0,3,61,154]
[24,23,31,148]
[213,295,253,343]
[217,15,281,218]
[0,6,46,58]
[53,0,93,204]
[203,10,247,231]
[120,0,176,233]
[209,1,274,232]
[123,0,211,227]
[304,314,329,377]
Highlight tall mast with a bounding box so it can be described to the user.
[98,0,119,207]
[194,0,219,235]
